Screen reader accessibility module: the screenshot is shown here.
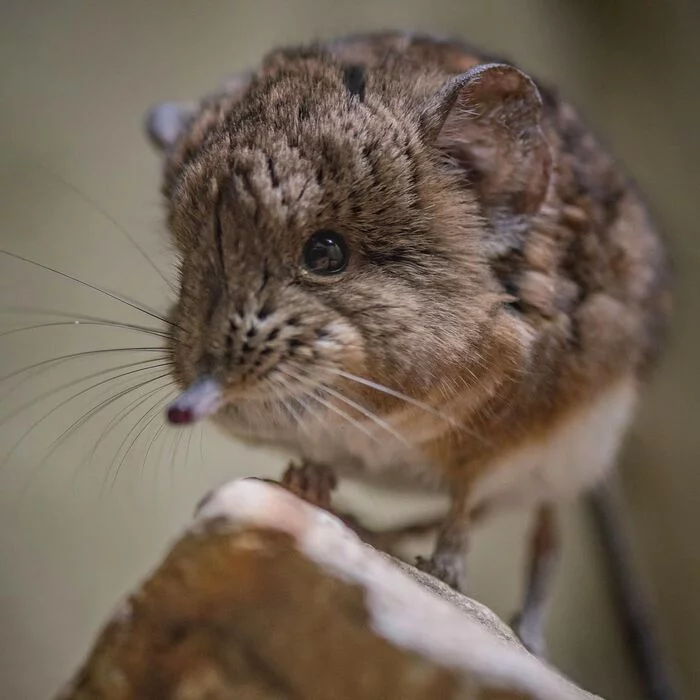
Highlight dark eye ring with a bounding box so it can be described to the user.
[302,230,349,276]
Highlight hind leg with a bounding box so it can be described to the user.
[413,499,488,594]
[511,504,560,658]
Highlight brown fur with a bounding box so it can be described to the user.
[143,29,674,675]
[151,31,669,493]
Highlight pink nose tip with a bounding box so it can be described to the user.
[166,377,223,427]
[167,405,195,425]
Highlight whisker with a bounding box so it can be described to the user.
[12,373,172,506]
[1,346,168,386]
[167,421,189,492]
[0,249,178,329]
[323,386,411,447]
[309,392,379,442]
[70,382,166,488]
[1,306,168,336]
[133,393,178,482]
[277,380,337,438]
[154,414,180,492]
[84,380,173,481]
[69,388,164,489]
[284,366,412,448]
[323,367,463,430]
[327,367,494,447]
[278,368,379,443]
[142,414,170,482]
[0,358,170,427]
[102,383,176,493]
[0,320,170,340]
[38,165,176,292]
[38,373,173,468]
[2,368,170,470]
[294,393,329,432]
[265,378,306,432]
[182,421,196,477]
[197,423,205,467]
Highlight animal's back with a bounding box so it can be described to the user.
[311,31,671,481]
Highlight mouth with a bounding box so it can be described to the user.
[166,377,223,425]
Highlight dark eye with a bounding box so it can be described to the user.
[302,230,349,276]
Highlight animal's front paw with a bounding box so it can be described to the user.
[414,553,468,593]
[280,461,337,510]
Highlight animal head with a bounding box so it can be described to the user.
[145,49,550,437]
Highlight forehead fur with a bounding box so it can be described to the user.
[166,54,446,227]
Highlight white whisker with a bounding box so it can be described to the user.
[324,367,462,429]
[284,365,414,448]
[279,367,382,444]
[266,379,306,432]
[315,365,492,447]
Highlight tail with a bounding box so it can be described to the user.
[587,476,681,700]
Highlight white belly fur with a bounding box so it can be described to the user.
[469,376,638,511]
[226,375,638,506]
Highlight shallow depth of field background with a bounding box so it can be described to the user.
[0,1,698,698]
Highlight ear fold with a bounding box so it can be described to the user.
[144,101,198,152]
[420,63,552,240]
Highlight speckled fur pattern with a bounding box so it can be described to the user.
[149,31,670,505]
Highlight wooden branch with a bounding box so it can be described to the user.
[55,479,602,700]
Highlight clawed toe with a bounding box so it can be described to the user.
[280,461,337,510]
[414,553,467,592]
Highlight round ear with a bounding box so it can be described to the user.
[420,63,552,240]
[144,101,198,152]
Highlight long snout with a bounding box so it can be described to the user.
[166,377,222,425]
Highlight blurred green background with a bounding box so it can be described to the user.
[0,1,698,698]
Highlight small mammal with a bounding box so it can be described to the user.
[146,31,674,693]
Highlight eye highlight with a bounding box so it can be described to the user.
[302,230,349,276]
